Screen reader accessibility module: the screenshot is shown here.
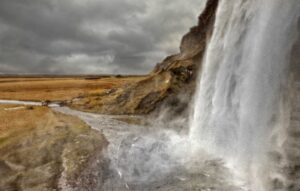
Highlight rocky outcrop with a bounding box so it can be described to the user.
[71,0,219,115]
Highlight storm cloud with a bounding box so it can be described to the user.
[0,0,204,74]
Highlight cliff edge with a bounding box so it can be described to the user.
[70,0,219,115]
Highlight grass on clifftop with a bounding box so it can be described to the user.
[0,105,88,148]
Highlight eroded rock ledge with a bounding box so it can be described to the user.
[70,0,219,115]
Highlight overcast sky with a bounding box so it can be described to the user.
[0,0,204,75]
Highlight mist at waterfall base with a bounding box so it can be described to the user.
[103,119,242,190]
[103,0,299,190]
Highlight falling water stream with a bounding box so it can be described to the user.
[190,0,300,190]
[0,1,299,190]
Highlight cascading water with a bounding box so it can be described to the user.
[56,1,299,190]
[190,0,300,190]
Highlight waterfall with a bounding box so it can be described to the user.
[190,0,300,190]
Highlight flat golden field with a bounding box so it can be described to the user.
[0,75,146,101]
[0,104,93,148]
[0,103,108,190]
[0,104,51,140]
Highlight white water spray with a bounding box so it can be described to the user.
[190,0,299,190]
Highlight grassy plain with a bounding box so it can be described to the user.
[0,104,108,190]
[0,75,146,101]
[0,105,49,139]
[0,104,88,148]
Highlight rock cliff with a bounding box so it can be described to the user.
[70,0,219,115]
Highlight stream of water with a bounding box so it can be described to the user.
[0,100,243,190]
[54,107,242,191]
[190,0,300,190]
[1,0,299,190]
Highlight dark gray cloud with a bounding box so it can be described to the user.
[0,0,205,74]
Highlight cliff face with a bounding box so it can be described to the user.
[71,0,219,115]
[152,0,218,75]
